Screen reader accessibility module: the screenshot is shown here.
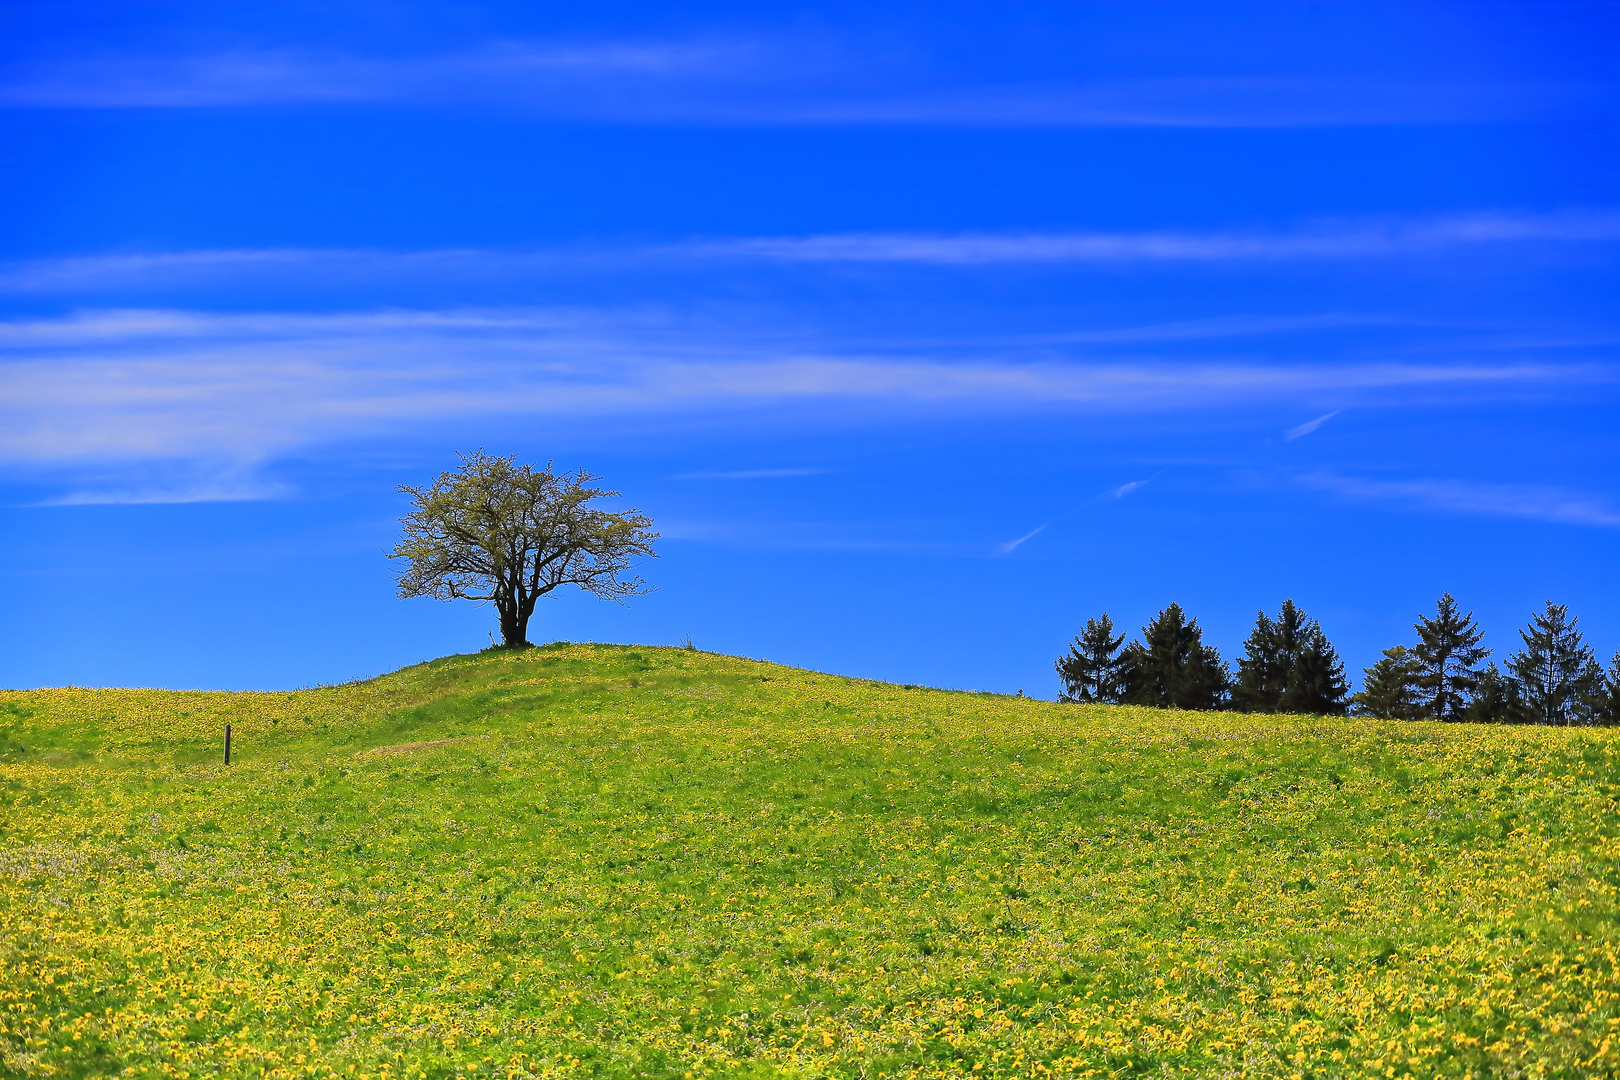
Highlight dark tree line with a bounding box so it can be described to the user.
[1056,592,1620,724]
[1056,600,1347,714]
[1354,594,1620,725]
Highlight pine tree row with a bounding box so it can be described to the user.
[1355,594,1620,724]
[1055,593,1620,724]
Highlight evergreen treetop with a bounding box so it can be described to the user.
[1585,652,1620,726]
[1055,614,1127,703]
[1284,621,1350,716]
[1232,605,1291,713]
[1507,601,1597,725]
[1351,645,1423,720]
[1121,603,1229,711]
[1412,592,1489,721]
[1232,599,1347,715]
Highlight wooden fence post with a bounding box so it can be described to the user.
[225,723,232,766]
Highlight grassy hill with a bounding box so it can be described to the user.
[2,644,1618,1079]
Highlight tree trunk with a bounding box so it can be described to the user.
[496,595,530,648]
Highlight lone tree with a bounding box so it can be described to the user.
[391,451,658,648]
[1055,614,1127,703]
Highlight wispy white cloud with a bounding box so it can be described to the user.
[33,477,293,507]
[0,307,1610,502]
[13,456,295,507]
[793,78,1612,128]
[0,248,385,295]
[1284,410,1341,440]
[694,212,1620,265]
[994,474,1157,554]
[995,524,1048,555]
[0,38,774,110]
[987,313,1404,345]
[1298,472,1620,528]
[4,212,1613,298]
[1105,479,1152,499]
[0,306,588,346]
[0,39,1605,127]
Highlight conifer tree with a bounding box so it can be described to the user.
[1284,622,1350,715]
[1232,600,1347,715]
[1351,645,1423,719]
[1412,593,1490,721]
[1055,614,1127,703]
[1584,652,1620,726]
[1120,603,1229,710]
[1464,662,1527,724]
[1507,602,1596,725]
[1232,607,1289,712]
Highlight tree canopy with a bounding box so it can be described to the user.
[1352,645,1424,720]
[1465,662,1527,724]
[1232,600,1348,715]
[391,452,658,648]
[1120,604,1229,711]
[1412,592,1489,721]
[1587,653,1620,726]
[1055,614,1127,703]
[1507,602,1597,725]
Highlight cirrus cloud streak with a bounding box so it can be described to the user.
[3,210,1617,298]
[0,306,1608,473]
[1297,472,1620,528]
[0,37,1608,127]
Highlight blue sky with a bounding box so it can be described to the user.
[1,1,1616,694]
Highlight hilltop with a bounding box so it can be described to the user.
[2,644,1617,1078]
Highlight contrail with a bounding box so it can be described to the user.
[995,523,1048,555]
[1284,410,1341,440]
[994,470,1164,554]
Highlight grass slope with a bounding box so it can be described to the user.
[2,644,1619,1080]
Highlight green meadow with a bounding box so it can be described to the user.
[2,644,1618,1079]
